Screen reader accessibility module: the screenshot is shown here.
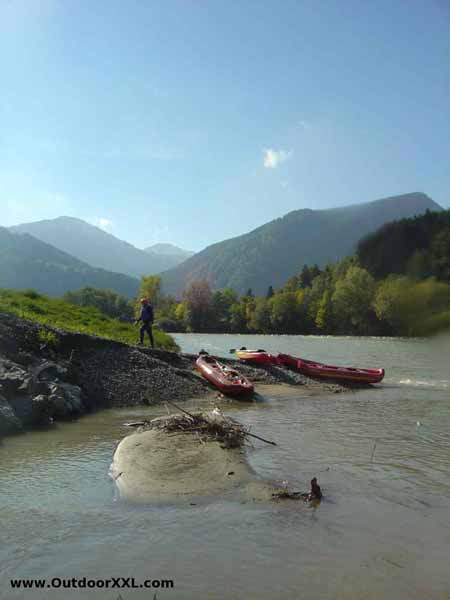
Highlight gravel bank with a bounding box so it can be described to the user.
[0,312,346,438]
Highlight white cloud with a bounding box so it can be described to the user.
[263,148,292,169]
[99,218,113,230]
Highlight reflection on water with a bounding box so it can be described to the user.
[1,334,450,599]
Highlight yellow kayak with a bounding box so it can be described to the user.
[235,348,279,365]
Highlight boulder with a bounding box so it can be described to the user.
[109,413,280,504]
[0,362,30,398]
[0,394,23,436]
[31,394,55,426]
[30,380,51,396]
[111,426,252,503]
[48,383,84,419]
[7,394,33,423]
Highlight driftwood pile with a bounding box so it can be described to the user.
[144,412,248,449]
[125,400,277,449]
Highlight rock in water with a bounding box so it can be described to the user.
[48,383,84,419]
[0,394,23,435]
[110,413,256,503]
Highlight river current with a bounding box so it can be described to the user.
[1,334,449,599]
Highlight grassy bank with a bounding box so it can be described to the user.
[0,288,179,351]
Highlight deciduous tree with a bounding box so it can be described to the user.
[332,266,376,334]
[183,280,214,332]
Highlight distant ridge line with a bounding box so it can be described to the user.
[159,192,442,296]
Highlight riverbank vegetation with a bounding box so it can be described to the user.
[0,289,178,350]
[154,210,450,337]
[63,287,134,321]
[9,210,447,339]
[153,265,450,337]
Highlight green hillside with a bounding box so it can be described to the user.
[0,288,178,350]
[357,209,450,280]
[161,192,442,296]
[155,206,450,337]
[0,227,139,297]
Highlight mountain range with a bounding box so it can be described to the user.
[2,192,443,298]
[159,192,443,296]
[0,227,139,297]
[10,217,190,277]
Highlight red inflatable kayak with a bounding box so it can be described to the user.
[278,353,385,384]
[235,348,279,365]
[196,354,254,397]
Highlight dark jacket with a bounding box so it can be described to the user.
[139,304,154,323]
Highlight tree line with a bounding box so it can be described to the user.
[152,260,450,337]
[64,263,450,338]
[64,210,450,337]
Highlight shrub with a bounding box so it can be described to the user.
[156,317,185,332]
[26,302,46,315]
[38,328,59,349]
[23,289,43,300]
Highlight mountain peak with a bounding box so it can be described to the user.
[144,243,194,259]
[0,227,139,297]
[9,217,190,278]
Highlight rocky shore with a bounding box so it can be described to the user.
[0,312,346,439]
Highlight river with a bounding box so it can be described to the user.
[1,334,449,600]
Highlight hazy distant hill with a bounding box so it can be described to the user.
[144,243,194,268]
[0,227,139,297]
[160,193,443,296]
[10,217,176,278]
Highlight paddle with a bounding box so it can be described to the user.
[229,347,268,355]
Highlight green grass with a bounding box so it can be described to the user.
[0,288,179,351]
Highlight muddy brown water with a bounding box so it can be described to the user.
[1,334,449,599]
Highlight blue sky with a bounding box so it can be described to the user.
[1,0,449,251]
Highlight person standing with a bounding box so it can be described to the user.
[135,298,155,348]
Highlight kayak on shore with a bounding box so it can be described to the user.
[196,353,254,397]
[277,353,385,384]
[234,348,280,365]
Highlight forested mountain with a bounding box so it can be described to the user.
[156,210,450,338]
[357,209,450,281]
[0,227,139,297]
[10,217,180,278]
[161,193,442,296]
